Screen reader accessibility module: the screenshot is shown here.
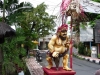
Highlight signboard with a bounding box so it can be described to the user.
[94,19,100,43]
[80,26,93,42]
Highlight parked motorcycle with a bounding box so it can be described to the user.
[36,50,42,62]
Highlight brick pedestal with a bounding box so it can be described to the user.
[43,67,76,75]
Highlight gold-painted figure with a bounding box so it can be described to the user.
[46,24,71,71]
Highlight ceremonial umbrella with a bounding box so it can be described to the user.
[0,22,16,43]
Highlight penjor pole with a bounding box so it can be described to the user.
[70,16,73,69]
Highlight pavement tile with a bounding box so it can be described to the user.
[25,57,44,75]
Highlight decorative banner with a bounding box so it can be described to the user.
[60,0,83,14]
[60,0,100,14]
[60,0,84,23]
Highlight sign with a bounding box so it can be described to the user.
[80,26,93,42]
[94,19,100,43]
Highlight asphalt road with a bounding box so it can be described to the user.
[38,53,100,75]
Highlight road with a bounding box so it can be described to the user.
[38,52,100,75]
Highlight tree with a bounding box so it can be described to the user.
[0,0,32,75]
[84,0,100,27]
[18,2,56,52]
[21,3,56,38]
[92,0,100,2]
[0,2,56,74]
[0,0,33,22]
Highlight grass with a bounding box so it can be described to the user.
[73,54,85,60]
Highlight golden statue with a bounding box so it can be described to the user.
[46,24,71,71]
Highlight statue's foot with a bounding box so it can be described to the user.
[46,65,52,69]
[63,67,72,71]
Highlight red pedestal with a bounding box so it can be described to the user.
[43,67,76,75]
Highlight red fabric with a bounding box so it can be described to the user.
[57,24,68,33]
[43,67,76,75]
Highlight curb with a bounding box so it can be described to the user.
[74,54,100,65]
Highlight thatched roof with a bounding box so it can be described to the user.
[0,22,16,43]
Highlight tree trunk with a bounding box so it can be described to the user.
[0,48,3,75]
[43,38,45,50]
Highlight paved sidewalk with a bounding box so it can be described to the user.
[76,54,100,64]
[25,57,43,75]
[73,47,100,65]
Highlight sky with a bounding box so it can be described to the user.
[0,0,71,33]
[19,0,71,34]
[0,0,62,17]
[19,0,68,30]
[19,0,62,16]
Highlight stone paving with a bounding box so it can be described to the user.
[25,57,44,75]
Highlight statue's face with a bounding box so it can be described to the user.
[69,0,77,10]
[60,30,67,38]
[70,2,76,10]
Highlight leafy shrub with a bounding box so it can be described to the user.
[73,43,78,49]
[98,54,100,58]
[86,49,91,56]
[78,42,85,55]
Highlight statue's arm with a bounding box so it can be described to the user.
[48,35,57,53]
[65,37,70,49]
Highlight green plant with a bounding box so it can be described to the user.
[73,43,78,49]
[1,36,26,74]
[98,54,100,58]
[73,54,85,60]
[87,49,91,56]
[78,42,85,55]
[0,28,37,74]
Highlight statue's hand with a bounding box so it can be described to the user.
[50,50,54,53]
[52,52,59,57]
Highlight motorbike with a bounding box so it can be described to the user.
[36,50,42,62]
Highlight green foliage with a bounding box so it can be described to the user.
[0,1,56,74]
[73,43,78,49]
[0,0,33,24]
[80,22,87,29]
[78,42,85,55]
[85,0,100,28]
[73,54,85,60]
[92,0,100,3]
[0,28,37,74]
[21,3,56,38]
[86,49,91,56]
[0,17,2,22]
[98,54,100,58]
[0,36,26,74]
[89,21,96,28]
[2,62,16,74]
[77,42,91,56]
